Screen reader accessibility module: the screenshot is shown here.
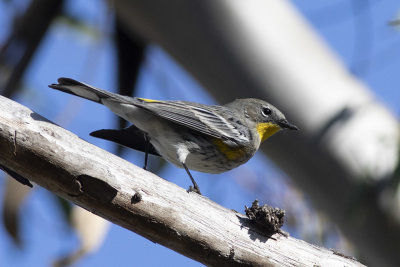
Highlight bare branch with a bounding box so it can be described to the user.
[0,95,364,266]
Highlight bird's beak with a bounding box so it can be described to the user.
[278,119,299,130]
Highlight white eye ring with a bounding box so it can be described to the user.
[261,107,272,117]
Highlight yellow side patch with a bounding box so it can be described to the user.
[212,138,246,160]
[257,122,281,142]
[137,97,160,103]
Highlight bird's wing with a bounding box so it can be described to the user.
[133,98,248,142]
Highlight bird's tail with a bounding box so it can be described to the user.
[48,78,121,104]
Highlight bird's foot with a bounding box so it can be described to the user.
[187,185,202,195]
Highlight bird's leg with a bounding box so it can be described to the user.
[143,133,149,170]
[182,163,201,195]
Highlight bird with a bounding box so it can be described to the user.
[49,78,298,194]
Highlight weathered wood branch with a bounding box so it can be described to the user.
[0,96,364,266]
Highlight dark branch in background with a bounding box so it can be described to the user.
[0,0,64,97]
[114,17,146,154]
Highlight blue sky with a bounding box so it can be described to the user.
[0,1,399,266]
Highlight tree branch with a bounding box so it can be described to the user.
[0,0,63,96]
[0,95,364,266]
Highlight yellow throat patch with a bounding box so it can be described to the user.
[257,122,281,142]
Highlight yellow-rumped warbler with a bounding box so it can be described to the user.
[49,78,298,194]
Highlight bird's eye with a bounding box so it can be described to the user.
[261,107,272,116]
